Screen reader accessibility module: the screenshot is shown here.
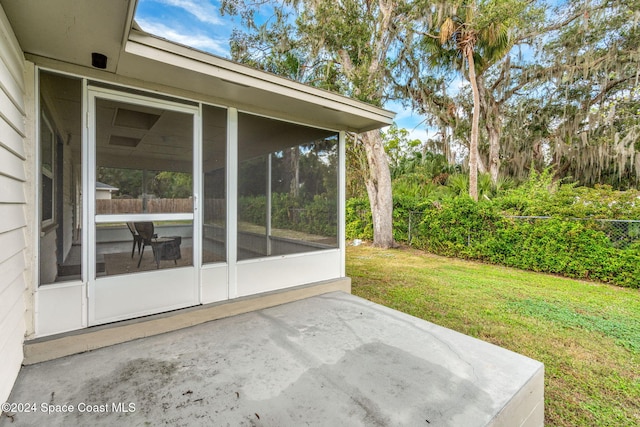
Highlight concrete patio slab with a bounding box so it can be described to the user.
[1,292,543,426]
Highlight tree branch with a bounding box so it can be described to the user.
[585,76,634,110]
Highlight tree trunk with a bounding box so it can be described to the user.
[439,125,456,165]
[289,146,300,197]
[466,49,480,202]
[361,130,395,248]
[477,75,501,185]
[487,119,500,184]
[477,152,487,174]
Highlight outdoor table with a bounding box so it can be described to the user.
[152,236,182,268]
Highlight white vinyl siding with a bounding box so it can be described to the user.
[0,4,27,404]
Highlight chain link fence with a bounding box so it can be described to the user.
[399,212,640,249]
[346,206,639,286]
[504,216,640,249]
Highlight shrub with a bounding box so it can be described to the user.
[240,192,338,237]
[238,195,266,224]
[496,170,640,220]
[415,196,503,259]
[346,187,640,288]
[483,219,614,278]
[345,197,373,240]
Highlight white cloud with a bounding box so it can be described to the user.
[406,127,437,143]
[155,0,223,26]
[448,77,469,96]
[392,108,417,122]
[136,18,229,56]
[389,106,433,142]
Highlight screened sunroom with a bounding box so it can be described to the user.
[0,0,393,337]
[37,69,355,331]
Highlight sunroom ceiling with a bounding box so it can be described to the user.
[1,0,394,133]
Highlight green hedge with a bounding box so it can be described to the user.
[345,197,373,240]
[346,196,640,288]
[239,193,337,237]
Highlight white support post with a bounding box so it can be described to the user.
[227,108,238,299]
[266,153,272,256]
[339,131,346,278]
[194,106,203,303]
[85,84,96,325]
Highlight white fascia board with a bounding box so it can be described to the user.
[124,31,395,129]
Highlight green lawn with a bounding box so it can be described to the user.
[347,245,640,427]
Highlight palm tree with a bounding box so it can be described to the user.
[425,0,511,201]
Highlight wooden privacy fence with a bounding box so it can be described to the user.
[96,198,225,218]
[97,198,143,214]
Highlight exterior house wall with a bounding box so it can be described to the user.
[95,188,113,199]
[0,4,27,404]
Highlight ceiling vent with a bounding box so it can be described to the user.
[109,135,141,147]
[113,108,161,130]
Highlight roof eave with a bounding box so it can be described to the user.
[120,30,394,133]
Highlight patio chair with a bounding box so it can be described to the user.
[134,222,181,268]
[134,222,158,268]
[126,222,143,258]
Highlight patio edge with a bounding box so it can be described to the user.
[488,363,545,427]
[23,277,351,365]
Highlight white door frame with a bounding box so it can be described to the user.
[86,86,202,325]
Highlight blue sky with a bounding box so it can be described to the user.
[134,0,429,140]
[135,0,234,56]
